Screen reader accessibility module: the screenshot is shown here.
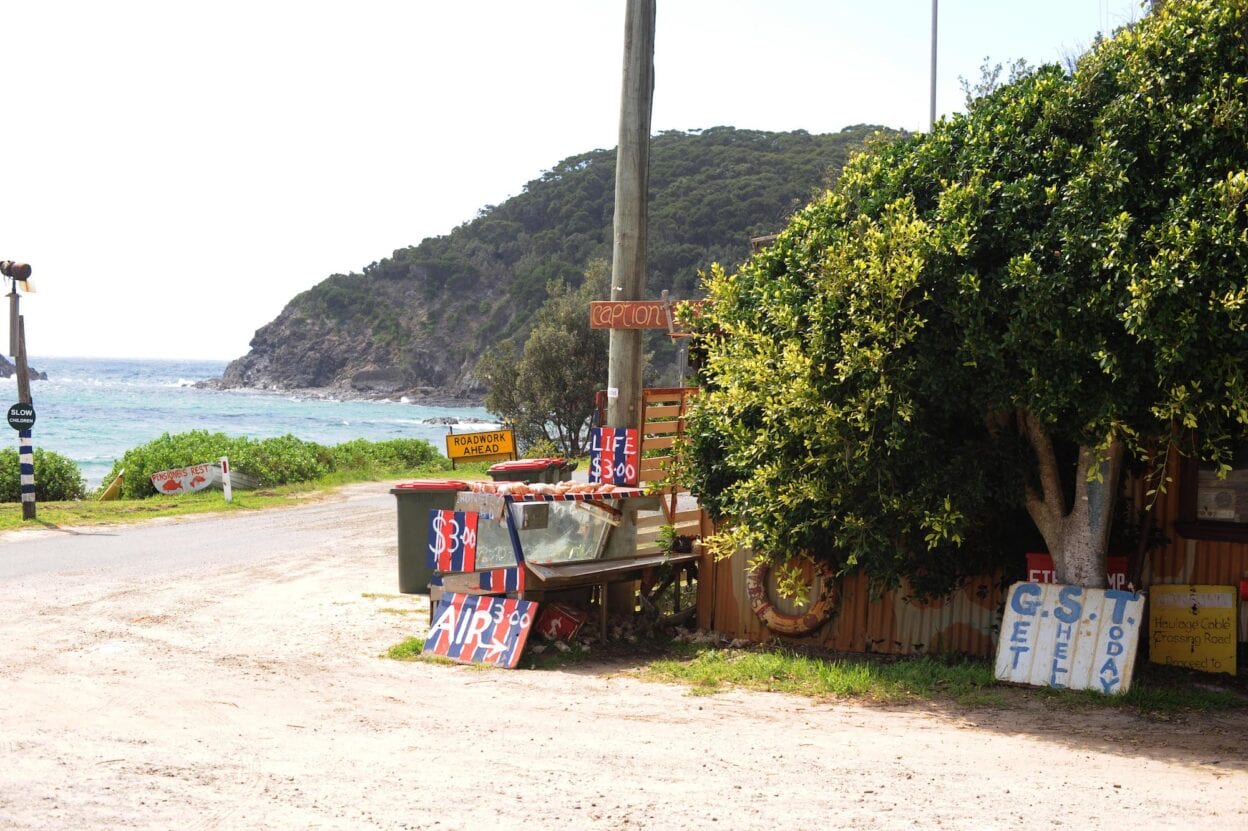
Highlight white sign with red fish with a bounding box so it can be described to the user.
[150,463,217,495]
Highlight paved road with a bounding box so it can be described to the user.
[2,484,1246,830]
[0,485,394,584]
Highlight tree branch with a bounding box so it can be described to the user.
[1019,409,1066,518]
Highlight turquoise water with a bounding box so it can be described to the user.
[10,357,494,487]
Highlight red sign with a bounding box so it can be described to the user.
[589,301,670,329]
[150,463,216,494]
[424,592,537,668]
[426,510,479,572]
[1026,552,1129,590]
[536,603,587,641]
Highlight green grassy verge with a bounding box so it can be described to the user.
[0,461,493,533]
[640,644,1247,714]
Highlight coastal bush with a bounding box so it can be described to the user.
[0,448,86,502]
[106,430,237,499]
[105,431,445,498]
[328,438,446,473]
[235,435,328,487]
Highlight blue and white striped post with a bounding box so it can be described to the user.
[18,428,34,507]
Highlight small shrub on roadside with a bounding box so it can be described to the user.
[330,438,447,473]
[0,448,86,502]
[229,434,329,486]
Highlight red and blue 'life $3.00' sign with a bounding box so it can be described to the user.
[588,427,639,486]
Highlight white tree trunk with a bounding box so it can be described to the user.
[1019,410,1123,589]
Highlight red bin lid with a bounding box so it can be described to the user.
[391,479,470,491]
[487,457,565,471]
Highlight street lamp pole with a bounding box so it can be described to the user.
[930,0,939,129]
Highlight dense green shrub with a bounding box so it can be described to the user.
[104,431,444,498]
[0,448,86,502]
[236,435,329,487]
[328,438,445,472]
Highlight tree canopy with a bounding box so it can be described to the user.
[476,261,610,456]
[687,0,1248,594]
[226,126,888,398]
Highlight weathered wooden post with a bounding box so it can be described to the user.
[4,261,36,519]
[607,0,655,435]
[603,0,656,609]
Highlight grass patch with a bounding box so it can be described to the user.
[640,644,1248,714]
[643,646,1000,705]
[386,637,426,661]
[379,607,420,617]
[0,462,481,532]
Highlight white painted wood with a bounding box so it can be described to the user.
[995,582,1144,695]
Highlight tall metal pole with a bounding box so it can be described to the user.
[606,0,655,434]
[929,0,938,129]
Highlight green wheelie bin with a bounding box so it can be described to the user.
[390,479,470,594]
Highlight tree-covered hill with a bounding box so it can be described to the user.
[220,125,889,400]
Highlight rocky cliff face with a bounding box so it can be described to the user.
[218,275,489,403]
[212,127,885,403]
[0,354,45,382]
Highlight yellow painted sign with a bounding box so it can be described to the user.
[1149,584,1237,676]
[445,429,516,461]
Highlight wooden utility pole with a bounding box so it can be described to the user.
[606,0,655,434]
[602,0,656,602]
[4,261,36,520]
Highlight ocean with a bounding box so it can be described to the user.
[9,357,496,488]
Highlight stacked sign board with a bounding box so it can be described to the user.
[420,484,646,668]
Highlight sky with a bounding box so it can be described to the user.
[1,0,1147,361]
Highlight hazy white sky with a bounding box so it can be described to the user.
[2,0,1145,361]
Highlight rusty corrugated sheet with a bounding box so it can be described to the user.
[700,447,1248,654]
[706,545,1002,657]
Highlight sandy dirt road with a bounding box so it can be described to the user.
[2,484,1247,830]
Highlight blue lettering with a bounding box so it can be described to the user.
[1054,639,1069,661]
[1049,659,1068,688]
[1104,589,1135,625]
[1100,675,1119,694]
[1055,585,1083,624]
[1011,583,1042,616]
[1010,619,1031,643]
[1105,640,1124,657]
[1109,625,1124,640]
[1010,645,1030,669]
[1055,622,1074,642]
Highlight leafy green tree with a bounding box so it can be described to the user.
[688,0,1248,593]
[476,260,611,456]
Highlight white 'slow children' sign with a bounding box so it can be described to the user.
[995,582,1144,695]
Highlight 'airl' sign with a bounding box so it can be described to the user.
[423,592,537,668]
[995,582,1144,695]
